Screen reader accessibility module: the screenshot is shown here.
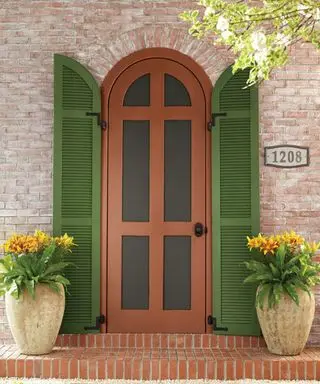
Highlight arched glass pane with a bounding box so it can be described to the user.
[164,74,191,106]
[123,74,150,106]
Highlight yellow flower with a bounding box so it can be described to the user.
[3,233,39,254]
[304,241,320,255]
[247,233,265,250]
[55,233,76,250]
[34,230,51,250]
[280,230,304,247]
[259,237,279,255]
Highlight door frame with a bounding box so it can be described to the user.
[100,48,213,333]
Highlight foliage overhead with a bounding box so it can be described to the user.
[0,230,76,300]
[181,1,320,86]
[245,231,320,309]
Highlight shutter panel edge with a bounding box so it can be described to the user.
[53,54,101,333]
[211,66,260,336]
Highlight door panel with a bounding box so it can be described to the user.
[107,58,206,333]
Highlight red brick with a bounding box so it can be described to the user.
[60,359,69,379]
[25,360,34,378]
[69,334,78,347]
[306,361,315,380]
[188,360,197,379]
[115,360,123,379]
[69,359,78,379]
[87,334,96,347]
[16,359,25,377]
[297,360,306,379]
[106,359,115,379]
[272,360,280,380]
[6,359,15,377]
[244,360,253,379]
[33,359,42,377]
[0,360,6,377]
[198,359,205,379]
[97,360,106,379]
[79,359,88,379]
[144,334,152,348]
[132,360,142,380]
[88,360,97,379]
[217,360,225,379]
[160,359,169,380]
[289,360,297,380]
[151,360,160,380]
[119,334,127,347]
[169,360,178,379]
[235,359,243,379]
[178,359,187,379]
[280,360,289,380]
[142,359,151,380]
[254,359,262,379]
[226,360,234,380]
[42,359,51,378]
[51,359,59,378]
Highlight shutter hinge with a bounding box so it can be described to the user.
[84,314,106,331]
[207,112,227,131]
[207,315,228,332]
[86,112,107,130]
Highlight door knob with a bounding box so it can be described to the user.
[194,222,207,237]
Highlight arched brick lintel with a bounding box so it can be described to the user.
[88,25,234,86]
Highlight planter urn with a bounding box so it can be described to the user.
[5,283,65,355]
[256,288,315,356]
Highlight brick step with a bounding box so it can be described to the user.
[1,344,320,380]
[55,333,266,349]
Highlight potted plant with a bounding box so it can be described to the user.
[245,230,320,356]
[0,230,75,355]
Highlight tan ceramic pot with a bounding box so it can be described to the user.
[256,287,315,356]
[5,283,65,355]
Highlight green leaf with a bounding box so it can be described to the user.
[24,280,35,299]
[273,283,283,305]
[275,243,286,269]
[244,272,274,284]
[284,283,299,306]
[256,283,271,309]
[48,282,62,294]
[8,281,19,299]
[0,261,8,274]
[40,262,74,278]
[269,262,280,278]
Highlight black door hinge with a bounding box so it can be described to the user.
[207,315,228,332]
[84,314,105,330]
[207,112,227,131]
[86,112,107,130]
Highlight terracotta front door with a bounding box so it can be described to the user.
[107,58,206,333]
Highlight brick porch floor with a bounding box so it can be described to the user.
[1,334,320,380]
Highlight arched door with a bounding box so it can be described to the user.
[107,58,207,332]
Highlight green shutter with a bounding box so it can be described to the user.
[212,67,260,336]
[53,54,101,333]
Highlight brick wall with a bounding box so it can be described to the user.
[0,0,319,344]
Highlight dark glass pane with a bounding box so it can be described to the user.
[164,236,191,310]
[122,236,149,309]
[123,74,150,106]
[164,120,191,222]
[164,74,191,106]
[122,121,149,221]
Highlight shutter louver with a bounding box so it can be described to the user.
[212,67,260,336]
[53,54,101,333]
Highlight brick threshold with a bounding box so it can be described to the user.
[1,344,320,380]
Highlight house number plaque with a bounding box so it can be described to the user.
[264,145,310,168]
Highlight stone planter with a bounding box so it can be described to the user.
[256,288,315,356]
[5,283,65,355]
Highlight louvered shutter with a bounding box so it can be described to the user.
[211,67,260,335]
[53,54,101,333]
